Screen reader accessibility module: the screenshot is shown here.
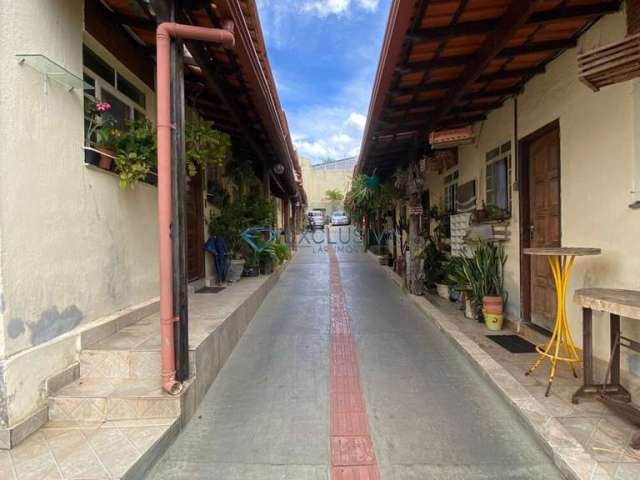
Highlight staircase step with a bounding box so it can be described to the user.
[80,349,161,379]
[49,378,181,422]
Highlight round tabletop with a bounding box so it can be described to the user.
[523,247,601,256]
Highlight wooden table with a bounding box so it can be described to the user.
[571,288,640,404]
[523,247,602,396]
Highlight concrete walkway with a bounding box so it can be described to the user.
[147,227,563,479]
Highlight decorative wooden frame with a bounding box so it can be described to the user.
[578,33,640,91]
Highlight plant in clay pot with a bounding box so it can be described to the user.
[84,100,115,169]
[458,241,508,329]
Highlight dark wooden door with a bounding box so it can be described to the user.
[528,125,561,331]
[186,170,205,281]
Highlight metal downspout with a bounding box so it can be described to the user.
[156,21,235,394]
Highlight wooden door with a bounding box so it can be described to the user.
[186,170,205,281]
[528,125,561,330]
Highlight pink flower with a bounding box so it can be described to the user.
[96,102,111,113]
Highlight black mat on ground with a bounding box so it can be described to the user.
[487,334,537,353]
[195,286,225,294]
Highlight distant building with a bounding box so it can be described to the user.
[301,157,354,214]
[311,156,357,171]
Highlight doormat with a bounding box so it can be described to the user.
[487,334,537,353]
[195,286,225,294]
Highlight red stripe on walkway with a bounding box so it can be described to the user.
[328,245,381,480]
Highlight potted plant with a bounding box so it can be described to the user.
[84,100,116,169]
[112,120,157,189]
[422,237,449,298]
[458,241,508,329]
[258,240,277,274]
[273,239,291,264]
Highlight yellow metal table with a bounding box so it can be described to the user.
[523,247,602,396]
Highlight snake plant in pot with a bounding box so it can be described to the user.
[458,241,508,329]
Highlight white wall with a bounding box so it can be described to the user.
[0,0,161,425]
[300,157,352,214]
[424,10,640,371]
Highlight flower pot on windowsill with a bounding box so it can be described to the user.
[97,146,115,171]
[84,146,101,166]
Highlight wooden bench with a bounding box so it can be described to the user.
[571,288,640,404]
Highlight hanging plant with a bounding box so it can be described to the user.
[185,118,231,176]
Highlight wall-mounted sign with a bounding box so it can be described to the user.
[407,206,423,216]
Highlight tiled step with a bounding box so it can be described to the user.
[49,378,182,422]
[80,349,161,379]
[2,418,180,480]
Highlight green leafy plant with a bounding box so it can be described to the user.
[345,175,400,250]
[457,241,508,313]
[207,193,276,256]
[325,189,344,201]
[273,239,291,264]
[112,120,157,189]
[185,118,231,176]
[422,238,449,289]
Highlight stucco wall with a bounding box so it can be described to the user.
[300,157,352,214]
[424,10,640,372]
[0,0,161,425]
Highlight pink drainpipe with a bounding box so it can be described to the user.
[156,22,235,394]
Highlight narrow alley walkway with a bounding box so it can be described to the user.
[147,227,563,479]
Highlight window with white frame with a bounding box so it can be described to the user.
[444,170,459,214]
[485,141,512,213]
[83,45,147,143]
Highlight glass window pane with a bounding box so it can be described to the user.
[117,73,146,108]
[101,90,131,130]
[83,46,114,85]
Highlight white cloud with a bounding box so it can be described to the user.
[347,112,367,131]
[301,0,380,17]
[357,0,380,11]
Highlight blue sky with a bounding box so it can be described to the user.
[256,0,391,164]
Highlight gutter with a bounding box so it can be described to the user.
[156,21,235,395]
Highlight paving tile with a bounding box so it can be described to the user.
[331,392,366,413]
[330,436,376,466]
[331,412,370,436]
[83,426,140,478]
[10,432,61,480]
[331,465,380,480]
[0,450,17,480]
[43,428,109,479]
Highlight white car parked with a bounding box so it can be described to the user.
[330,211,349,226]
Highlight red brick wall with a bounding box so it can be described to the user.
[628,0,640,34]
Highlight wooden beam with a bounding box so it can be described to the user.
[113,12,156,30]
[427,0,540,131]
[390,65,545,96]
[411,2,621,43]
[396,39,578,74]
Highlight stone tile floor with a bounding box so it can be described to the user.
[0,273,277,480]
[0,418,178,480]
[425,292,640,480]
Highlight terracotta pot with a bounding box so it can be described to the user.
[483,295,503,315]
[97,146,115,171]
